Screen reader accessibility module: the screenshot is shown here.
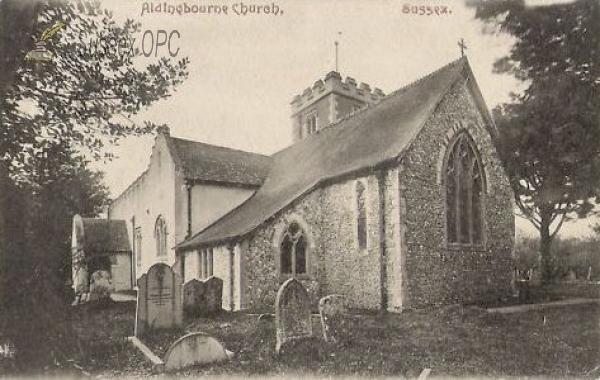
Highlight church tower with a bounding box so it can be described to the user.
[290,72,385,142]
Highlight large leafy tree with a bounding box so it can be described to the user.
[470,0,600,282]
[0,0,188,371]
[1,0,189,176]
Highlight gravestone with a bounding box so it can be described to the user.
[183,277,223,317]
[275,278,312,353]
[135,263,183,336]
[205,276,223,314]
[163,332,230,372]
[183,279,206,318]
[318,294,349,343]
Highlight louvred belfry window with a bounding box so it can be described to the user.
[445,132,485,247]
[306,114,318,135]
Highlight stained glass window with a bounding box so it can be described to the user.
[280,222,308,276]
[445,133,485,247]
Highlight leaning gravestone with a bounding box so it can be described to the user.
[135,263,183,336]
[205,276,223,315]
[183,279,206,318]
[318,294,349,343]
[163,332,230,372]
[275,278,312,353]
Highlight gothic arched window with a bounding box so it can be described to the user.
[280,222,308,276]
[445,132,485,247]
[155,216,168,257]
[356,181,367,250]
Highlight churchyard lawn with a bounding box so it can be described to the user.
[69,290,600,378]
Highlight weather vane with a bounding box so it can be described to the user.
[458,38,467,57]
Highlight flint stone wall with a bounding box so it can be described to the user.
[398,81,514,308]
[230,78,515,311]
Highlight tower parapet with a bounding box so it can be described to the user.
[291,72,385,114]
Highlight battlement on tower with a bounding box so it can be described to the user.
[291,71,385,114]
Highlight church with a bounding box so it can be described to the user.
[107,57,515,312]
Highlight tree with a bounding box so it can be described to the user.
[0,0,189,371]
[0,0,189,178]
[24,141,110,287]
[2,142,111,371]
[469,0,600,283]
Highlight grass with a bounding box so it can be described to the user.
[70,300,154,376]
[67,295,600,378]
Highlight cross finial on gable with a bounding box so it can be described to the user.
[458,38,467,57]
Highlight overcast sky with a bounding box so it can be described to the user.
[93,0,593,238]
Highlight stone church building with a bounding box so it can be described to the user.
[109,57,515,312]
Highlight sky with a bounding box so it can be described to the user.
[92,0,594,238]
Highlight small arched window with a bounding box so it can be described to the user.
[280,222,308,276]
[155,216,168,257]
[356,181,367,250]
[445,132,485,247]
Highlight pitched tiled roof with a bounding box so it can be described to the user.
[178,57,491,250]
[82,218,131,254]
[166,137,272,187]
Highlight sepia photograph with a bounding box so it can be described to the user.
[0,0,599,378]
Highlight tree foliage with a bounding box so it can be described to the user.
[470,0,600,282]
[0,142,112,372]
[0,0,189,372]
[516,234,600,281]
[0,0,189,179]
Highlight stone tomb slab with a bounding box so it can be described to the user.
[275,278,312,353]
[164,332,229,372]
[135,263,183,336]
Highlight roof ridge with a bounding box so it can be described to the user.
[169,135,271,158]
[177,57,473,250]
[318,57,466,134]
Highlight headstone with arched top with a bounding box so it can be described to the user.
[205,276,223,314]
[275,278,312,353]
[135,263,183,336]
[164,332,230,372]
[183,279,206,318]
